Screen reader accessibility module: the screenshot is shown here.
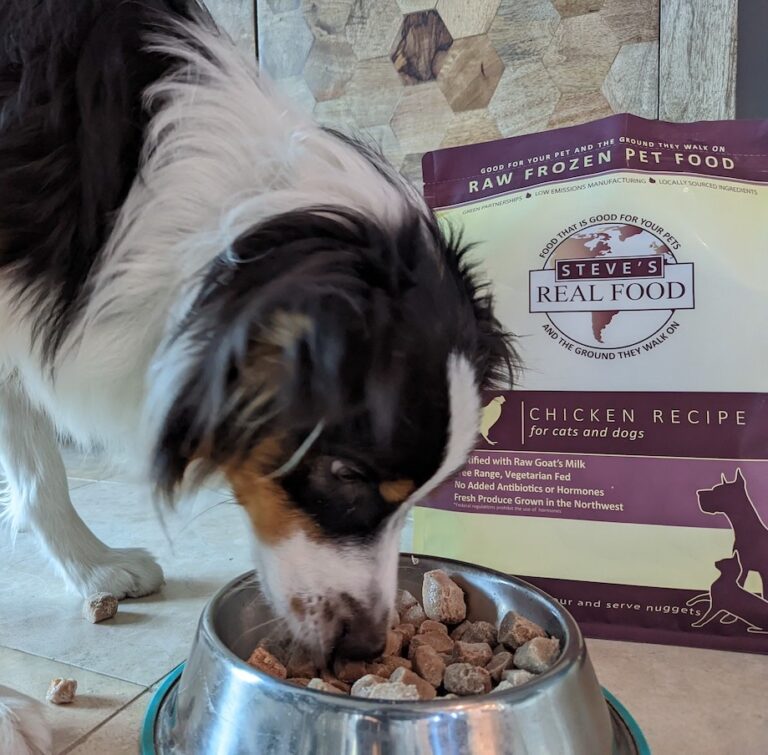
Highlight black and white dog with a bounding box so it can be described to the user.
[0,0,513,749]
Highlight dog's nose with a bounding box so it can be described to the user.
[334,617,387,661]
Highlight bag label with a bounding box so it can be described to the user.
[418,114,768,653]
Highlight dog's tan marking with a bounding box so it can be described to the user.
[290,596,306,620]
[227,438,320,544]
[265,311,312,350]
[379,479,415,504]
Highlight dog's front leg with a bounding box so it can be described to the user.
[0,378,164,599]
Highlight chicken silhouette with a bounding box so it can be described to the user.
[480,396,506,445]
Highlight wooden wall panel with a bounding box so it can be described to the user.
[659,0,737,121]
[254,0,659,184]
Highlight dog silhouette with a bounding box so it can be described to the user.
[687,553,768,633]
[697,469,768,596]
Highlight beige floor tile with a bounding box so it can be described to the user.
[65,688,152,754]
[589,638,768,754]
[60,446,133,484]
[0,482,253,686]
[68,479,95,491]
[0,647,145,754]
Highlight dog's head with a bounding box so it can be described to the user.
[151,206,514,661]
[698,469,747,515]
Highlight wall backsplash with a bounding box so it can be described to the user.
[254,0,659,185]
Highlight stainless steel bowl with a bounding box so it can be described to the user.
[151,554,645,754]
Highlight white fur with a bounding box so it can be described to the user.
[0,18,478,735]
[411,353,482,503]
[0,20,416,598]
[252,354,480,657]
[0,686,52,755]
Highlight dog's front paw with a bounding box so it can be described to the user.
[74,548,165,599]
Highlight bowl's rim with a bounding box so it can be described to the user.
[142,666,651,755]
[196,552,588,712]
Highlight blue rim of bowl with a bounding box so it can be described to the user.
[140,663,651,755]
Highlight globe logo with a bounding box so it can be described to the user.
[529,222,695,351]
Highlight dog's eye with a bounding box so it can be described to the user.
[330,460,366,482]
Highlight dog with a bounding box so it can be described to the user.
[0,0,514,748]
[686,553,768,633]
[697,469,768,596]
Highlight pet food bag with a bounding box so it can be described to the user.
[415,114,768,653]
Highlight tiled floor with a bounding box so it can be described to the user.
[1,451,254,753]
[1,450,767,753]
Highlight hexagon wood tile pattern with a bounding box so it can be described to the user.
[547,91,614,129]
[360,124,406,169]
[346,0,403,60]
[396,0,437,10]
[391,82,453,154]
[602,41,659,118]
[490,61,560,137]
[268,0,300,10]
[435,0,502,38]
[436,35,504,112]
[273,75,317,113]
[305,31,357,101]
[256,0,659,186]
[302,0,355,34]
[258,8,314,77]
[441,110,502,148]
[601,0,659,44]
[314,56,404,128]
[391,10,453,85]
[552,0,605,17]
[489,0,560,65]
[542,13,620,94]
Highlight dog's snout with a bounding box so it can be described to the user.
[334,619,387,661]
[332,591,389,660]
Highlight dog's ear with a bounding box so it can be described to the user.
[735,468,745,485]
[435,222,518,390]
[151,209,387,496]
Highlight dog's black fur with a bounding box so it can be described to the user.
[0,0,201,360]
[1,0,515,543]
[156,206,513,537]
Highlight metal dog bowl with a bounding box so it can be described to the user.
[144,555,649,754]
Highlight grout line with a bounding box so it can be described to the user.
[0,643,162,688]
[58,687,150,755]
[58,665,180,754]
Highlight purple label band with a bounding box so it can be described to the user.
[555,255,664,281]
[481,391,768,461]
[423,113,768,208]
[522,576,768,655]
[422,453,768,530]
